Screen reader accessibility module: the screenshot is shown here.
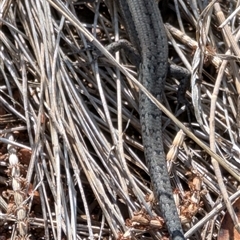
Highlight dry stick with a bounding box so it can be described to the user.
[209,59,240,232]
[197,0,213,78]
[112,0,133,216]
[0,138,31,150]
[214,3,240,58]
[47,0,240,183]
[178,0,197,27]
[219,3,240,29]
[173,0,185,34]
[111,1,139,220]
[47,3,68,238]
[214,3,240,94]
[165,26,191,71]
[0,196,7,212]
[57,73,80,240]
[0,0,12,29]
[222,78,237,144]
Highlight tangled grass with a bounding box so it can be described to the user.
[0,0,240,239]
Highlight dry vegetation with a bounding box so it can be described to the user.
[0,0,240,239]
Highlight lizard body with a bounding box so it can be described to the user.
[116,1,186,239]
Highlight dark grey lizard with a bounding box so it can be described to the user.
[116,0,186,239]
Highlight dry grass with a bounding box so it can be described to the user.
[0,0,240,239]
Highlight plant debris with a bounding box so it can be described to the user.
[0,0,240,239]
